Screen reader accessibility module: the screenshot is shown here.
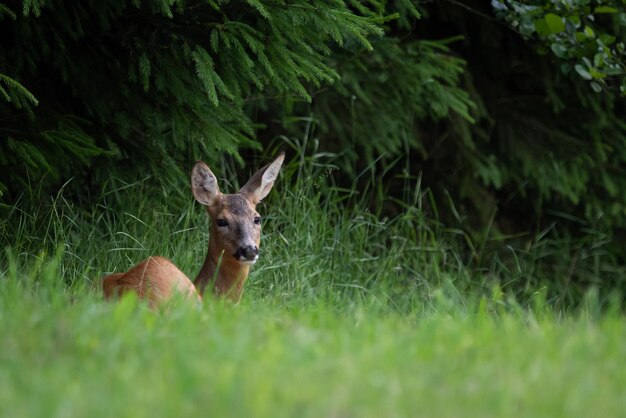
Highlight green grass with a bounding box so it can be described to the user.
[1,151,625,417]
[1,276,626,418]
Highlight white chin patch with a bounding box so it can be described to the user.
[239,257,258,265]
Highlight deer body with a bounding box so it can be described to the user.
[102,153,285,306]
[102,256,199,306]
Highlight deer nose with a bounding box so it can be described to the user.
[235,245,259,262]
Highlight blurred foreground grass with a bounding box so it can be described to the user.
[1,268,625,418]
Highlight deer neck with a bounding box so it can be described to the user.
[194,233,250,302]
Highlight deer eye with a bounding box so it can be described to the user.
[216,218,229,227]
[253,216,261,225]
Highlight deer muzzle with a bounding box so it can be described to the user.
[235,245,259,264]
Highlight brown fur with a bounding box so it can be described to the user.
[102,256,200,307]
[101,153,284,306]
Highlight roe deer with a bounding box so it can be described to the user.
[102,153,285,306]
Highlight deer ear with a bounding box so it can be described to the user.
[191,161,221,206]
[239,152,285,204]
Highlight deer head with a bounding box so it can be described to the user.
[190,152,285,298]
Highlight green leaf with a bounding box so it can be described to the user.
[0,74,39,107]
[550,43,567,58]
[22,0,46,17]
[0,84,10,102]
[603,66,624,76]
[544,13,565,34]
[534,19,550,37]
[138,54,151,92]
[593,52,605,67]
[599,34,616,46]
[244,0,270,19]
[192,48,219,106]
[594,6,618,14]
[584,26,595,39]
[590,81,602,93]
[0,3,16,20]
[210,30,220,53]
[575,64,592,80]
[589,67,605,79]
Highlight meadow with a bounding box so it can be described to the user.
[1,152,625,417]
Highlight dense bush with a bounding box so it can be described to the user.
[493,0,626,94]
[425,1,626,234]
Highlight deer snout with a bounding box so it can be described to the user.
[235,245,259,264]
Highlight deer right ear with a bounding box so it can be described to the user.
[239,152,285,204]
[191,161,221,206]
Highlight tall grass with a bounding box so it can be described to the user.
[1,143,625,416]
[1,140,623,310]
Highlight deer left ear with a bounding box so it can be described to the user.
[239,152,285,204]
[191,161,221,206]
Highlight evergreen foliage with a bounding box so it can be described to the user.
[307,36,475,163]
[0,0,383,197]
